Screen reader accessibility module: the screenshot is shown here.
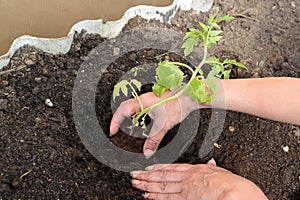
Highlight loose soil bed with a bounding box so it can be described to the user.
[1,0,300,199]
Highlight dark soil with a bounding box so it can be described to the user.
[1,0,300,199]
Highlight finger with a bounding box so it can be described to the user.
[132,180,182,194]
[143,193,184,200]
[110,93,159,136]
[110,99,140,135]
[130,170,186,182]
[143,127,167,159]
[207,158,217,166]
[145,163,193,172]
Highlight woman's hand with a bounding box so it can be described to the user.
[110,91,200,158]
[130,159,268,200]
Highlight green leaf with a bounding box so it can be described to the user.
[113,80,129,101]
[207,67,221,79]
[131,79,142,91]
[187,78,209,103]
[182,38,198,56]
[209,30,223,37]
[152,83,167,97]
[206,56,221,63]
[223,59,248,69]
[184,28,203,40]
[208,10,219,25]
[182,28,204,56]
[208,36,223,47]
[215,15,235,23]
[199,22,208,31]
[155,61,184,90]
[121,86,128,96]
[222,69,231,79]
[206,57,224,78]
[211,22,221,30]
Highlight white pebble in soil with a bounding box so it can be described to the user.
[282,145,289,153]
[214,143,221,149]
[45,99,54,107]
[229,126,235,132]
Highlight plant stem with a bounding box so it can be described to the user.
[171,62,194,73]
[128,83,144,111]
[133,29,211,125]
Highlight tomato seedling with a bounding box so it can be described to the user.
[113,11,247,137]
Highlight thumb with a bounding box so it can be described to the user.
[207,158,217,166]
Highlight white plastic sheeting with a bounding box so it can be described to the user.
[0,0,214,69]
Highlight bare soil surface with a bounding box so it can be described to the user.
[1,0,299,199]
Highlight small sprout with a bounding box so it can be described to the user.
[282,145,289,153]
[45,99,53,107]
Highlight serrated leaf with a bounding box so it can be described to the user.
[207,67,222,79]
[131,79,142,91]
[208,36,223,47]
[211,22,221,30]
[223,59,248,69]
[121,86,128,96]
[206,57,224,79]
[184,28,203,40]
[206,56,221,63]
[187,78,210,103]
[210,36,223,43]
[210,30,223,37]
[215,15,235,23]
[199,22,208,31]
[182,28,204,56]
[155,61,184,89]
[208,10,219,25]
[222,69,231,79]
[152,83,167,97]
[113,80,129,101]
[182,38,198,56]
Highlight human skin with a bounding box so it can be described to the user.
[131,160,268,200]
[110,77,300,199]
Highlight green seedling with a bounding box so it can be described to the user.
[113,11,247,137]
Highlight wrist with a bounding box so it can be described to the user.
[227,175,268,200]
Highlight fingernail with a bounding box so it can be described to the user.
[132,179,141,185]
[145,165,154,171]
[130,171,140,178]
[143,193,149,198]
[144,149,154,159]
[207,158,217,166]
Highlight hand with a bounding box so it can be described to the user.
[130,159,268,200]
[110,91,200,158]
